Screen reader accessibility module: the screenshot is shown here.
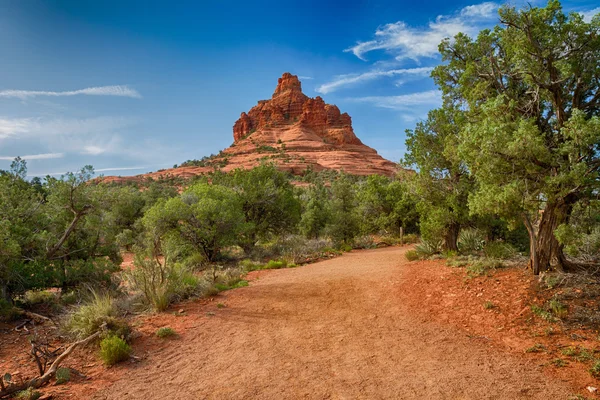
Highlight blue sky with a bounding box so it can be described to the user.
[1,0,598,177]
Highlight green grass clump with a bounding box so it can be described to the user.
[531,304,556,322]
[14,388,41,400]
[483,301,495,310]
[561,346,577,357]
[100,335,131,366]
[155,327,176,338]
[264,260,287,269]
[0,298,19,321]
[63,292,129,340]
[548,298,568,319]
[405,250,420,261]
[590,360,600,378]
[525,343,546,353]
[551,358,568,367]
[414,239,442,259]
[55,367,71,384]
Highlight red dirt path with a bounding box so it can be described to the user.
[90,247,578,399]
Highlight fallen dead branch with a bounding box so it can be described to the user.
[0,325,105,398]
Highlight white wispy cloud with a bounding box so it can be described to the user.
[345,2,498,61]
[0,85,142,100]
[0,153,64,161]
[581,7,600,22]
[316,67,433,94]
[0,118,32,139]
[347,90,442,111]
[298,76,314,80]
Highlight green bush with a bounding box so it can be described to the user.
[100,335,131,366]
[353,235,376,249]
[23,290,58,306]
[264,260,287,269]
[458,229,485,254]
[483,241,517,259]
[14,388,41,400]
[127,259,199,312]
[405,250,420,261]
[548,298,568,319]
[466,258,503,278]
[156,327,176,338]
[55,367,71,384]
[63,292,129,340]
[0,298,19,321]
[414,239,442,259]
[402,233,420,244]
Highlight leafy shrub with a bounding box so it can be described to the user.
[15,388,41,400]
[239,259,263,271]
[466,258,503,278]
[353,235,376,249]
[483,241,517,259]
[23,290,58,306]
[100,335,131,366]
[458,229,485,254]
[55,367,71,384]
[264,260,287,269]
[63,292,129,340]
[156,327,176,338]
[405,250,420,261]
[402,233,420,244]
[0,298,19,321]
[414,238,442,259]
[531,304,556,322]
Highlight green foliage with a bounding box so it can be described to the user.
[0,298,19,321]
[327,174,360,245]
[215,164,300,252]
[127,256,199,312]
[22,290,58,306]
[465,258,503,278]
[483,241,517,259]
[591,361,600,378]
[14,388,41,400]
[63,292,129,339]
[458,229,485,254]
[531,304,556,322]
[155,327,176,338]
[299,182,331,239]
[100,335,131,366]
[525,344,546,353]
[405,250,420,261]
[414,239,442,259]
[548,298,568,319]
[55,367,71,384]
[483,301,495,310]
[432,1,600,272]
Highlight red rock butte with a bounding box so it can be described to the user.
[102,73,399,183]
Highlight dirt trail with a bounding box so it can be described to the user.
[94,247,574,399]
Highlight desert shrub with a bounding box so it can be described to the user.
[414,238,442,259]
[484,241,517,259]
[531,304,556,322]
[14,388,41,400]
[483,301,495,309]
[268,235,334,264]
[63,292,129,340]
[591,361,600,378]
[405,250,420,261]
[353,235,376,249]
[156,327,176,338]
[549,298,568,319]
[466,258,503,278]
[23,290,58,306]
[265,259,288,269]
[555,225,600,263]
[402,233,420,244]
[458,229,485,254]
[127,258,199,312]
[0,298,19,321]
[100,335,131,366]
[239,259,263,271]
[55,367,71,384]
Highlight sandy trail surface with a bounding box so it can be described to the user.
[94,247,574,399]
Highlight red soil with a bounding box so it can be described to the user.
[2,247,598,399]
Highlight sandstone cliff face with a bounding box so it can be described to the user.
[102,73,399,184]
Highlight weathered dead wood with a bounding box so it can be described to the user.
[0,327,104,398]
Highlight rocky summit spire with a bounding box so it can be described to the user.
[233,72,359,145]
[272,72,302,97]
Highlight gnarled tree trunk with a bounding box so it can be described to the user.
[443,222,460,252]
[526,194,577,275]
